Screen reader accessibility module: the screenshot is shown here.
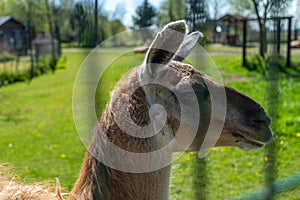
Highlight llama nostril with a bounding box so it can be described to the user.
[252,115,271,126]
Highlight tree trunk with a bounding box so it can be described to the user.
[94,0,98,47]
[45,0,57,69]
[259,21,267,57]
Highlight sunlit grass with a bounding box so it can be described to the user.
[0,50,88,189]
[0,56,31,72]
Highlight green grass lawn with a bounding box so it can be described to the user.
[0,50,89,190]
[0,47,299,199]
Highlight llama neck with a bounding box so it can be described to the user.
[70,110,172,200]
[70,113,172,200]
[70,151,171,200]
[70,71,173,199]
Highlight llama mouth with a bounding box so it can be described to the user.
[232,132,265,151]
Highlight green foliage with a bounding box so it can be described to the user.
[246,55,288,76]
[71,3,89,46]
[230,0,253,15]
[110,19,126,36]
[0,71,29,87]
[1,0,127,47]
[0,56,61,88]
[132,0,156,28]
[245,55,267,72]
[34,57,54,75]
[61,42,79,48]
[0,0,49,35]
[69,2,126,47]
[230,0,292,17]
[55,55,67,69]
[54,0,76,42]
[230,0,293,56]
[156,0,186,27]
[186,0,207,31]
[0,53,15,63]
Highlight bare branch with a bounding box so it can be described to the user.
[263,0,270,21]
[251,0,261,21]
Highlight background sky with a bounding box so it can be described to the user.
[103,0,164,27]
[102,0,299,28]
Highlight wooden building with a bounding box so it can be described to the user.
[32,31,58,58]
[0,16,26,54]
[218,14,247,46]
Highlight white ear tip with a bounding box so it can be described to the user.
[199,32,204,40]
[163,20,187,33]
[192,31,204,42]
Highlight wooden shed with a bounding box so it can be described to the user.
[218,14,247,45]
[32,31,58,58]
[0,16,26,54]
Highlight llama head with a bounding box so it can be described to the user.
[139,20,273,152]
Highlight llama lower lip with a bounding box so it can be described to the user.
[232,132,265,150]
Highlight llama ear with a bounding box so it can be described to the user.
[173,31,203,62]
[144,20,186,76]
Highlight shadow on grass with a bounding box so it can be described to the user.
[245,55,300,79]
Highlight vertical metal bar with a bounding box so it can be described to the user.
[265,15,280,200]
[242,20,247,66]
[276,19,281,55]
[265,63,278,200]
[287,17,292,67]
[193,155,208,200]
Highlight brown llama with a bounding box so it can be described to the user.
[0,21,273,200]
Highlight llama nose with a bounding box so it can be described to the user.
[251,115,271,126]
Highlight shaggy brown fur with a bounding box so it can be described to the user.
[0,166,63,200]
[69,67,172,200]
[0,179,59,200]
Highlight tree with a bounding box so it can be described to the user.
[55,0,75,42]
[294,0,300,40]
[110,20,126,35]
[45,0,56,64]
[231,0,292,56]
[110,19,126,46]
[132,0,156,28]
[71,3,87,45]
[94,0,98,47]
[157,0,186,27]
[111,3,126,21]
[186,0,207,32]
[208,0,227,20]
[0,0,49,36]
[208,0,228,42]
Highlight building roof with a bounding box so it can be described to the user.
[218,14,247,22]
[0,15,25,28]
[33,31,57,45]
[0,16,12,26]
